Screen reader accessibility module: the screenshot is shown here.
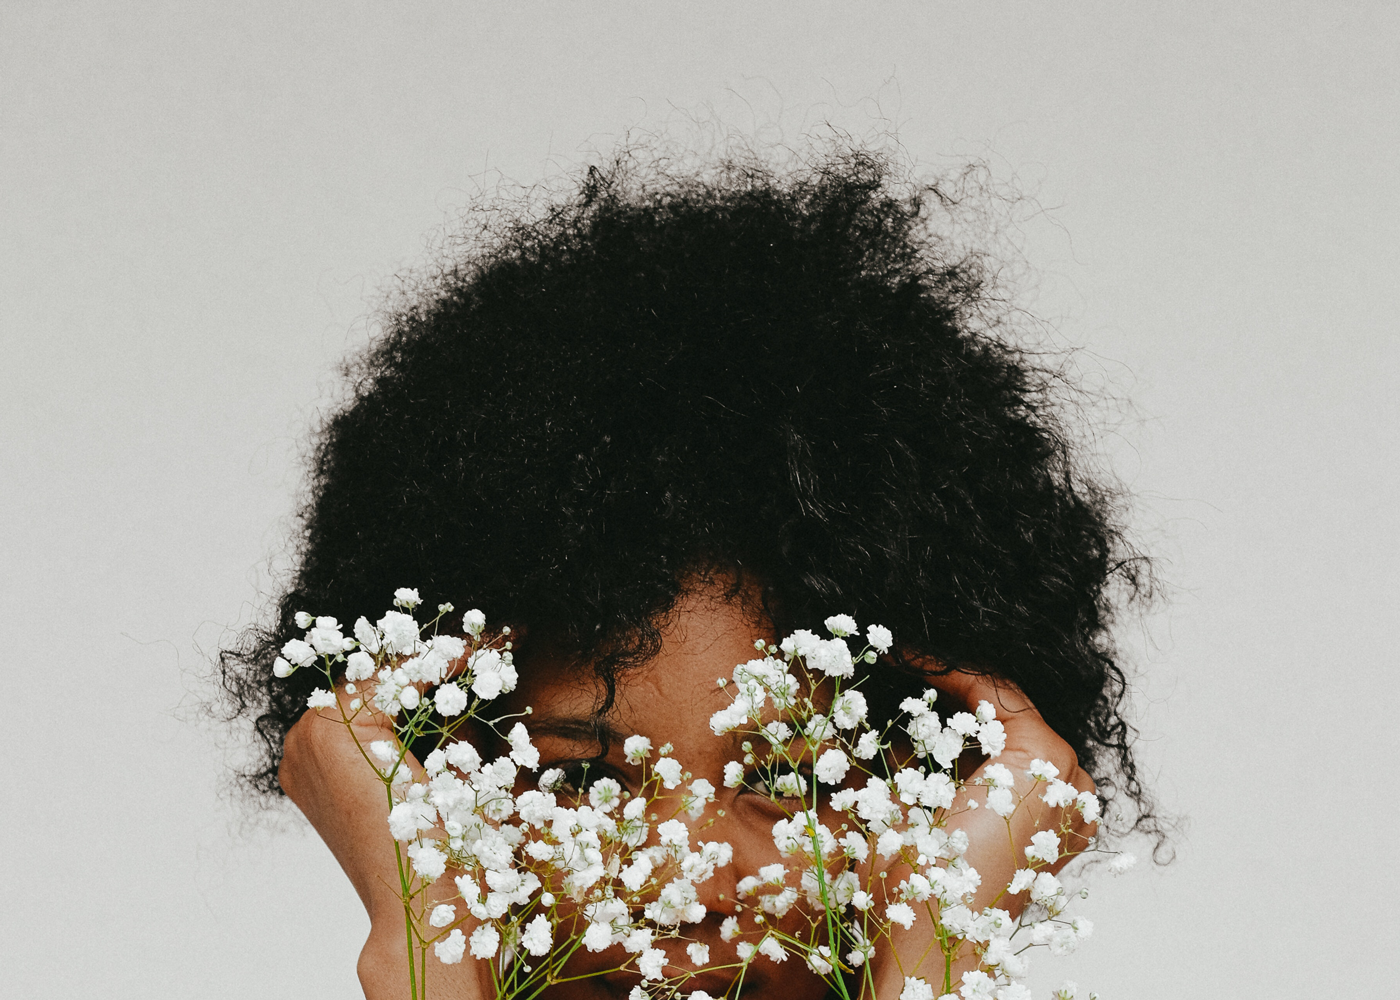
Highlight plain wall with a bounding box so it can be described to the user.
[3,3,1396,996]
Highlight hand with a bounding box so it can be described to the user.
[865,671,1097,998]
[280,686,490,1000]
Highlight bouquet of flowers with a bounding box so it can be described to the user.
[275,589,1133,1000]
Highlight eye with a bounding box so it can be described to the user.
[546,759,622,799]
[746,763,813,803]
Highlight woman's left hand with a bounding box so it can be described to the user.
[864,671,1097,998]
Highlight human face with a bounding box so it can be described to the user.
[492,580,834,1000]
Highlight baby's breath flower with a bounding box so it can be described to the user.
[686,778,716,818]
[306,688,336,710]
[900,977,934,1000]
[886,901,916,929]
[272,657,294,678]
[461,608,486,637]
[686,941,710,966]
[823,614,857,637]
[434,928,466,964]
[654,757,683,789]
[1109,851,1137,875]
[623,734,652,763]
[866,623,893,653]
[521,914,552,956]
[507,722,539,769]
[1026,758,1061,782]
[1025,829,1061,864]
[637,947,667,980]
[428,903,455,927]
[468,924,500,960]
[433,682,468,717]
[853,730,881,759]
[294,611,314,629]
[723,760,744,787]
[281,638,317,668]
[392,587,420,609]
[815,748,850,785]
[757,935,787,963]
[807,637,854,678]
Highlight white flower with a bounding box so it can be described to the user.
[521,914,552,956]
[986,786,1016,817]
[723,760,745,787]
[854,730,881,759]
[876,827,905,859]
[637,947,667,980]
[1026,758,1060,782]
[779,629,822,659]
[1076,790,1101,823]
[306,688,336,710]
[831,689,868,728]
[469,924,500,959]
[900,977,934,1000]
[624,735,652,763]
[1030,871,1064,905]
[947,712,979,736]
[281,638,317,667]
[1109,851,1137,875]
[757,936,787,963]
[995,986,1032,1000]
[866,624,893,653]
[1043,779,1077,808]
[973,699,996,723]
[654,757,683,789]
[445,740,481,772]
[408,841,447,881]
[430,682,466,717]
[976,719,1006,757]
[272,657,294,678]
[656,819,689,852]
[344,650,375,681]
[720,916,740,941]
[807,638,854,678]
[958,970,996,999]
[370,740,397,763]
[686,778,716,818]
[1007,868,1036,894]
[428,903,456,927]
[434,928,466,964]
[398,685,421,710]
[1052,983,1079,1000]
[886,902,916,929]
[462,608,486,637]
[1025,829,1061,864]
[815,748,850,785]
[423,748,447,775]
[294,611,314,629]
[393,587,421,608]
[687,941,710,966]
[980,763,1014,788]
[824,614,858,637]
[806,946,833,976]
[508,722,540,769]
[582,921,613,952]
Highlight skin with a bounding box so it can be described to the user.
[281,578,1096,999]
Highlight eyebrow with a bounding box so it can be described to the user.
[525,716,629,749]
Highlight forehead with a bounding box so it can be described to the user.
[510,582,771,737]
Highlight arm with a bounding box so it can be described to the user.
[280,693,488,999]
[866,672,1097,998]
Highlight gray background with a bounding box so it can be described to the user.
[3,2,1396,997]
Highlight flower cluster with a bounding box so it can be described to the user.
[276,594,1132,1000]
[707,614,1127,1000]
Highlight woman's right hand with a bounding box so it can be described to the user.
[279,689,489,1000]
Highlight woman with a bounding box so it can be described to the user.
[223,147,1155,998]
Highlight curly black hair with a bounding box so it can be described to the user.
[221,146,1160,840]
